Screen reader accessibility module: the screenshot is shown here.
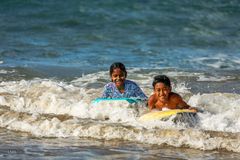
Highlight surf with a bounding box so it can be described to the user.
[1,78,240,152]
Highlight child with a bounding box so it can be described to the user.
[102,62,147,100]
[148,75,193,111]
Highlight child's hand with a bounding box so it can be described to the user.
[189,107,198,112]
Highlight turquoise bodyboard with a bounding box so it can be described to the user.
[93,98,142,104]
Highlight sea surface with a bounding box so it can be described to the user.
[0,0,240,159]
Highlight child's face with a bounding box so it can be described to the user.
[111,68,126,88]
[154,82,171,102]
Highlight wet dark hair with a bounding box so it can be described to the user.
[109,62,127,77]
[152,75,171,88]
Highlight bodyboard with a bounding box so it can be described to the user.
[93,98,142,104]
[139,109,196,121]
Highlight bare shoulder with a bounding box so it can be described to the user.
[169,92,190,109]
[148,94,156,110]
[148,94,156,102]
[169,92,183,101]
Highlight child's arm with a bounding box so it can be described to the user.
[102,84,112,98]
[132,82,147,100]
[177,100,191,109]
[177,98,198,112]
[172,93,190,109]
[148,95,156,110]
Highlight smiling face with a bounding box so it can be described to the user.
[154,82,171,102]
[111,68,126,88]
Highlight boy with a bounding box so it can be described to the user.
[148,75,194,111]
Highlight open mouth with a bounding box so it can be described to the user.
[114,79,123,86]
[114,79,122,83]
[158,96,167,101]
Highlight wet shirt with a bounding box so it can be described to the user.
[102,80,147,100]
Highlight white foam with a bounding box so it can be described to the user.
[1,108,240,152]
[1,77,240,152]
[174,82,191,94]
[0,69,15,74]
[89,100,142,122]
[188,93,240,132]
[1,78,240,132]
[192,54,240,69]
[0,79,90,118]
[197,75,233,82]
[232,58,240,64]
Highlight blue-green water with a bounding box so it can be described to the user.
[1,1,240,159]
[1,0,240,75]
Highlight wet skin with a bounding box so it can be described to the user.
[111,68,126,93]
[148,82,191,110]
[154,83,171,104]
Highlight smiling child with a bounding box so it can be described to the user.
[148,75,193,110]
[102,62,147,100]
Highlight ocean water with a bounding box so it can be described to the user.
[0,0,240,159]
